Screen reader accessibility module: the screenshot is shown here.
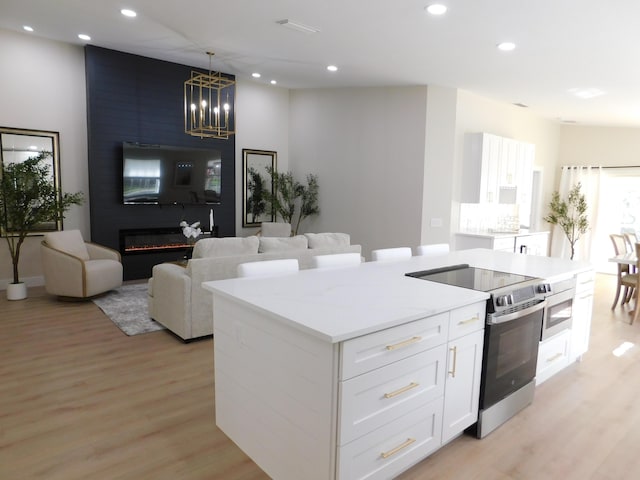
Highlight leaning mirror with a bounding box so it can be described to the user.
[0,127,62,235]
[242,149,277,227]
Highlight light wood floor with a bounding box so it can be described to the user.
[1,274,639,479]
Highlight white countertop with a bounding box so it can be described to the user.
[456,229,551,239]
[203,249,592,344]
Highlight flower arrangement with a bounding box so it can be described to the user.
[180,220,202,245]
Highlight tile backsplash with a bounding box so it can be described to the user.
[460,203,520,233]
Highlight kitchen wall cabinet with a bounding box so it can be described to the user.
[462,132,535,222]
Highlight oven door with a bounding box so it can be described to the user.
[541,288,574,341]
[480,301,545,409]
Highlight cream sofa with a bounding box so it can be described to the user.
[148,233,361,341]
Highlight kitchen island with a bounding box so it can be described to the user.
[203,249,592,480]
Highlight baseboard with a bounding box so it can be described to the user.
[0,275,45,291]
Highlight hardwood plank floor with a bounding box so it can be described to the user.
[1,274,639,479]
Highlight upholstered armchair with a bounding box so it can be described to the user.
[41,230,123,298]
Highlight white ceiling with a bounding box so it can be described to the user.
[3,0,640,127]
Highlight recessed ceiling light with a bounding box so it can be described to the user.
[78,33,91,41]
[121,9,137,18]
[497,42,516,51]
[23,25,34,32]
[252,73,261,78]
[270,80,277,85]
[568,88,605,99]
[425,4,447,15]
[327,65,338,72]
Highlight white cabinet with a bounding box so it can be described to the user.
[462,132,536,224]
[442,328,484,444]
[514,232,549,256]
[570,270,595,362]
[536,329,571,385]
[338,301,485,480]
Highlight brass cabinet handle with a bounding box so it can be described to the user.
[380,438,416,459]
[448,346,458,377]
[546,352,563,363]
[386,336,422,351]
[384,382,420,399]
[457,315,479,326]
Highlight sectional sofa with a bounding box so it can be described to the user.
[147,233,361,341]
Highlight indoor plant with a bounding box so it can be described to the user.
[265,167,319,235]
[0,151,83,299]
[544,182,589,260]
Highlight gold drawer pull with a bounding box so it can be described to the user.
[381,438,416,459]
[384,382,420,399]
[448,346,458,378]
[386,336,422,351]
[546,352,563,363]
[458,315,479,326]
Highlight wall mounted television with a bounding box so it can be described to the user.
[122,142,221,205]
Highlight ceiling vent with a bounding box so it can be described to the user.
[276,19,321,34]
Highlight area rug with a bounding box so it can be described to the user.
[92,283,166,336]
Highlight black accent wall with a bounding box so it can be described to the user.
[85,46,235,280]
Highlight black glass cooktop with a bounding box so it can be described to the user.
[406,264,537,292]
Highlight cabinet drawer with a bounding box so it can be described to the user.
[492,237,515,251]
[339,344,446,445]
[575,270,595,292]
[449,302,485,340]
[337,398,443,480]
[536,329,571,385]
[341,313,449,380]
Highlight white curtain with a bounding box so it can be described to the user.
[549,166,603,261]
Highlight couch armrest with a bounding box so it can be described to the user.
[149,263,192,340]
[86,242,122,262]
[41,242,86,296]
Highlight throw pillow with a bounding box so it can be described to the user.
[305,233,350,249]
[259,235,308,253]
[193,236,260,258]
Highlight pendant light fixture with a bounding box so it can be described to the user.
[184,52,236,139]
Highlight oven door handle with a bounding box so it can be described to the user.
[490,300,547,324]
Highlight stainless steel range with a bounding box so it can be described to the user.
[406,264,547,438]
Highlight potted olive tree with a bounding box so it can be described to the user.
[0,151,83,300]
[544,182,589,260]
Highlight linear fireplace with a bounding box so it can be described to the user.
[119,228,191,255]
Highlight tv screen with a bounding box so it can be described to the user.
[122,143,221,205]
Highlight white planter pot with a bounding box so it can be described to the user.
[7,282,27,301]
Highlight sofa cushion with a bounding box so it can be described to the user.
[193,236,259,258]
[305,232,350,249]
[261,222,292,237]
[259,235,308,253]
[44,230,90,260]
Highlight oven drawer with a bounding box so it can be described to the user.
[337,398,443,480]
[339,344,446,445]
[449,302,485,340]
[340,313,449,380]
[536,329,571,385]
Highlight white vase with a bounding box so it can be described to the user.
[7,282,27,301]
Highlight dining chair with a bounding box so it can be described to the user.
[370,247,412,262]
[237,258,299,278]
[311,252,362,269]
[632,242,640,325]
[416,243,450,257]
[624,232,638,272]
[610,234,636,309]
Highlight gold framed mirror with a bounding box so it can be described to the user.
[242,149,277,227]
[0,126,62,235]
